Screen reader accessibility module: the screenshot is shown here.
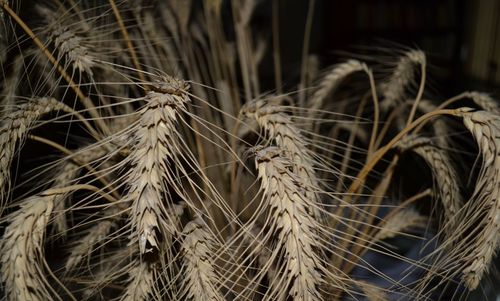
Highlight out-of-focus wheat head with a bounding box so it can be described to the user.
[0,0,498,300]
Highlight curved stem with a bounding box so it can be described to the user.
[348,109,459,195]
[41,184,117,203]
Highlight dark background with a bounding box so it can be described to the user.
[260,0,500,98]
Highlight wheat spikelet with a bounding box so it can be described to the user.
[121,261,158,301]
[308,59,366,112]
[397,136,462,234]
[253,146,323,301]
[373,208,427,241]
[0,97,67,204]
[0,194,56,300]
[180,216,224,301]
[458,110,500,289]
[126,77,190,255]
[381,50,425,110]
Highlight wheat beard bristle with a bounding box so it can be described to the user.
[126,78,189,255]
[254,146,323,301]
[458,110,500,290]
[180,216,224,301]
[0,194,57,301]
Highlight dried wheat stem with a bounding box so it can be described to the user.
[397,136,462,234]
[180,216,224,301]
[254,146,323,301]
[0,194,57,300]
[126,78,190,255]
[458,110,500,289]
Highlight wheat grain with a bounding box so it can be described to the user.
[397,136,462,234]
[181,216,224,301]
[0,194,57,301]
[466,91,500,114]
[458,110,500,289]
[253,146,323,301]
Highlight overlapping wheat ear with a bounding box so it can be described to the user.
[251,146,324,301]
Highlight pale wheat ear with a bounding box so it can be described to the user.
[455,109,500,290]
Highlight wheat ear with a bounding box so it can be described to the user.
[126,77,190,255]
[180,216,224,301]
[253,146,323,301]
[458,110,500,289]
[308,60,366,112]
[242,100,321,219]
[397,136,462,234]
[0,98,68,204]
[380,50,425,110]
[0,194,57,300]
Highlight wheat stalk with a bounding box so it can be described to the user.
[120,261,157,301]
[180,216,224,301]
[253,146,323,301]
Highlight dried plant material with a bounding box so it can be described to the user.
[374,208,427,241]
[380,50,425,110]
[121,261,157,301]
[253,146,323,301]
[0,194,56,301]
[180,216,224,301]
[0,98,66,203]
[309,60,366,112]
[466,92,500,114]
[356,280,388,301]
[126,78,190,255]
[241,100,321,219]
[458,110,500,290]
[65,217,116,271]
[397,136,462,233]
